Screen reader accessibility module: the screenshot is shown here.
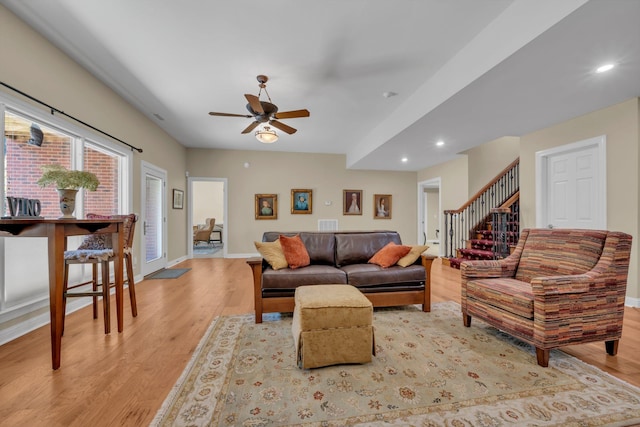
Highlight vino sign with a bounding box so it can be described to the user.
[5,197,43,218]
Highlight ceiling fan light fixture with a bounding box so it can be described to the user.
[255,126,278,143]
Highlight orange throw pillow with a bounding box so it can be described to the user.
[279,234,310,269]
[368,242,411,268]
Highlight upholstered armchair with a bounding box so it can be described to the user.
[193,218,215,245]
[461,228,632,367]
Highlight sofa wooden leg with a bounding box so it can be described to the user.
[255,309,263,324]
[536,348,549,367]
[605,340,619,356]
[462,312,471,327]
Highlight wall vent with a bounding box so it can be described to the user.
[318,219,338,232]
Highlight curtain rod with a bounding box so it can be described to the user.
[1,81,143,153]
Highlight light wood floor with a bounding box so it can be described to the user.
[0,258,638,426]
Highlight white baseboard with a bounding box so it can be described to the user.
[0,289,117,345]
[625,296,640,308]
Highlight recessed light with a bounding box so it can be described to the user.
[436,140,445,146]
[401,157,408,163]
[596,63,615,73]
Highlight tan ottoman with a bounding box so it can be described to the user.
[292,284,374,369]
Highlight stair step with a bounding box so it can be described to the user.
[458,248,494,260]
[448,257,462,269]
[470,239,495,249]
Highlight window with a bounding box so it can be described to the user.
[4,111,73,218]
[0,92,132,318]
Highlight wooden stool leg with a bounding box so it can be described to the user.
[101,261,111,334]
[125,254,137,317]
[62,263,69,336]
[92,264,99,319]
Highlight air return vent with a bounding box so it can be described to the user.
[318,219,338,232]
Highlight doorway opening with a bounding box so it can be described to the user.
[418,178,442,256]
[188,177,227,258]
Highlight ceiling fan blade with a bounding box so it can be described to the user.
[244,94,264,115]
[269,120,297,135]
[274,109,310,119]
[209,112,252,118]
[241,121,260,134]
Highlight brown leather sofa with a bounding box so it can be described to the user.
[247,231,435,323]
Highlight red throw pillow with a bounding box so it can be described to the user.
[279,234,310,269]
[368,242,411,268]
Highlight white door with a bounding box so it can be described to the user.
[536,136,606,229]
[141,162,167,275]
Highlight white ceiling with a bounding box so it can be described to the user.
[2,0,639,171]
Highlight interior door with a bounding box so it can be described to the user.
[141,162,167,275]
[537,136,605,230]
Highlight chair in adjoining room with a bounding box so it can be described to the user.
[193,217,216,245]
[461,228,632,367]
[62,213,139,334]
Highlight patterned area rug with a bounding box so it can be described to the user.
[151,302,640,426]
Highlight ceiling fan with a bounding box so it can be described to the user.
[209,75,310,137]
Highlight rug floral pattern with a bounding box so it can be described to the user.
[152,302,640,426]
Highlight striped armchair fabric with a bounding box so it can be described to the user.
[461,228,632,367]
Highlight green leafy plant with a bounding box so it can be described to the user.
[37,164,100,191]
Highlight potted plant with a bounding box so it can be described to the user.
[37,164,100,218]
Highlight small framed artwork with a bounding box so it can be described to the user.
[255,194,277,220]
[291,189,312,214]
[343,189,363,215]
[172,189,184,209]
[374,194,392,219]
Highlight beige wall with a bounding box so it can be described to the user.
[0,5,188,268]
[417,155,469,212]
[192,181,224,226]
[186,149,418,254]
[463,136,520,196]
[519,98,639,300]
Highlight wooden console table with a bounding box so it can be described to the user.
[0,218,125,369]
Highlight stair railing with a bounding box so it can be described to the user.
[444,158,519,258]
[491,193,519,259]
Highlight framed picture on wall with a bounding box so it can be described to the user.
[343,189,362,215]
[291,189,312,214]
[255,194,277,219]
[172,189,184,209]
[373,194,392,219]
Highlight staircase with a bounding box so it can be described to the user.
[448,198,519,269]
[444,158,520,269]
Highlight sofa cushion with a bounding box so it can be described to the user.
[262,265,347,297]
[341,263,426,288]
[514,229,607,283]
[335,232,402,267]
[279,234,310,269]
[397,245,429,267]
[368,242,411,268]
[466,278,534,319]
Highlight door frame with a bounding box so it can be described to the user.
[417,177,442,255]
[535,135,606,229]
[140,161,168,275]
[187,176,228,258]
